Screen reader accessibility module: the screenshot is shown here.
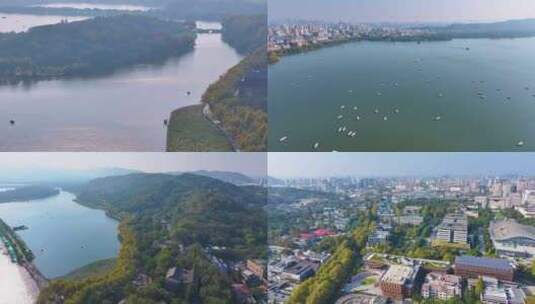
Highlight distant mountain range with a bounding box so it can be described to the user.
[0,167,139,185]
[0,167,266,187]
[422,18,535,38]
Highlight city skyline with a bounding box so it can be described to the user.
[269,153,535,178]
[269,0,535,23]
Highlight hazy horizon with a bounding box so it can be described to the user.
[269,153,535,178]
[269,0,535,24]
[0,153,267,176]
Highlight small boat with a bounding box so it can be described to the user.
[437,93,443,98]
[434,116,441,121]
[353,106,358,111]
[506,97,512,100]
[279,136,288,143]
[466,47,470,51]
[338,127,343,133]
[340,105,345,109]
[394,108,400,114]
[356,116,360,121]
[376,92,383,96]
[163,119,168,126]
[313,142,319,150]
[185,91,192,96]
[383,116,388,121]
[337,115,343,120]
[9,120,15,125]
[374,109,379,114]
[517,141,525,147]
[342,127,347,132]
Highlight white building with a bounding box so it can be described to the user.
[489,219,535,258]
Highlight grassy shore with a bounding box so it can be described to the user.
[166,104,232,152]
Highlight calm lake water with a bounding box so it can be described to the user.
[0,190,120,278]
[0,21,242,151]
[0,13,86,32]
[269,38,535,151]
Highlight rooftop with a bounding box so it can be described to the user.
[381,265,417,285]
[489,219,535,241]
[455,255,512,271]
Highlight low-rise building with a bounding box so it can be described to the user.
[454,256,515,282]
[164,267,194,291]
[421,272,462,300]
[379,264,421,300]
[397,215,423,225]
[368,229,390,247]
[247,259,267,280]
[480,286,526,304]
[280,260,317,282]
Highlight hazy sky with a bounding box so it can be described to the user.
[269,153,535,178]
[0,153,266,176]
[269,0,535,23]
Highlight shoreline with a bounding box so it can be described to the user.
[0,242,40,304]
[269,34,535,64]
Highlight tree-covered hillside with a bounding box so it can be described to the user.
[222,14,266,55]
[39,173,267,303]
[0,15,196,83]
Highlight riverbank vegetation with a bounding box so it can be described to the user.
[201,48,267,151]
[166,105,233,152]
[0,185,59,203]
[39,173,267,303]
[0,218,35,263]
[0,15,196,84]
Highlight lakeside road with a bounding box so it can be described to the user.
[0,242,39,304]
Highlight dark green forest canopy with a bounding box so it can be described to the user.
[0,15,196,82]
[72,173,267,259]
[39,173,267,303]
[222,14,266,55]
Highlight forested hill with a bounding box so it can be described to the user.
[0,15,196,83]
[39,173,267,303]
[422,18,535,39]
[72,173,267,258]
[222,14,267,55]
